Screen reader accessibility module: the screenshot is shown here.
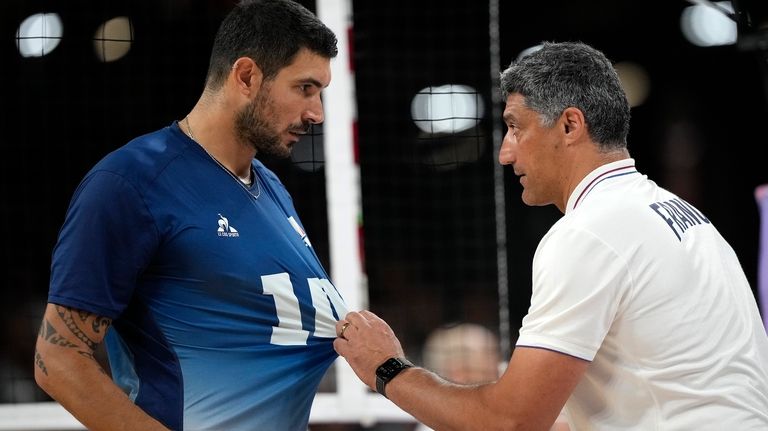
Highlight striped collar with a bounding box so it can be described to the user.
[566,158,638,213]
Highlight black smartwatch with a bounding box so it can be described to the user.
[375,357,414,398]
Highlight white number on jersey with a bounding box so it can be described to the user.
[261,273,348,346]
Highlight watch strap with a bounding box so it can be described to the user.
[375,373,388,397]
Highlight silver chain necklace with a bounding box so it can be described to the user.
[183,116,261,200]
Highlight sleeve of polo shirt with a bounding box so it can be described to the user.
[48,170,160,319]
[516,226,633,361]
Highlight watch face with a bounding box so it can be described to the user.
[375,358,413,398]
[377,358,409,380]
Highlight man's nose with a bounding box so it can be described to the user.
[498,133,514,165]
[303,96,324,124]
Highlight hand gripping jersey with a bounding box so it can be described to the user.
[517,159,768,429]
[48,122,347,430]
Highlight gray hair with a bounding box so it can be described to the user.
[499,41,630,150]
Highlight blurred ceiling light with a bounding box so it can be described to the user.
[411,84,484,134]
[94,17,134,62]
[16,13,63,57]
[681,1,737,47]
[615,61,650,108]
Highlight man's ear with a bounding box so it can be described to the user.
[561,107,586,143]
[230,57,264,96]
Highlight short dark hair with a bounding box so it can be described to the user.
[206,0,338,89]
[500,41,631,150]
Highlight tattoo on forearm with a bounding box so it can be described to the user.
[38,320,78,348]
[37,307,112,377]
[92,316,110,335]
[78,351,108,375]
[54,305,111,351]
[77,350,96,360]
[35,348,48,376]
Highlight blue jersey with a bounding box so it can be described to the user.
[48,122,347,430]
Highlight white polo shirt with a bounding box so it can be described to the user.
[517,158,768,429]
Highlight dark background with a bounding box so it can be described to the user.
[1,0,767,405]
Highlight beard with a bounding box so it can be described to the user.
[234,86,310,159]
[234,89,287,158]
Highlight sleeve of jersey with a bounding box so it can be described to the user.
[516,226,633,361]
[48,170,159,320]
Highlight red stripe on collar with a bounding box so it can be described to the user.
[573,163,636,209]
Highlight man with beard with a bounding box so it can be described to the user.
[34,1,346,430]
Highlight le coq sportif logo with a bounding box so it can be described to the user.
[217,214,239,237]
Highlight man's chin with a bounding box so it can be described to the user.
[263,143,293,159]
[249,138,292,159]
[279,141,295,158]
